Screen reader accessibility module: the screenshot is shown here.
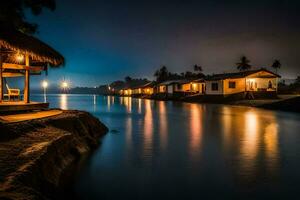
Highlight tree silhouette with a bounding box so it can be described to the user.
[271,59,281,74]
[125,76,132,83]
[295,76,300,85]
[0,0,56,34]
[236,56,252,71]
[193,65,203,72]
[193,64,205,78]
[154,66,169,82]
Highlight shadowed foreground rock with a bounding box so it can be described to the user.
[0,110,108,200]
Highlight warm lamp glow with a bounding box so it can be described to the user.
[42,81,48,88]
[15,53,24,62]
[248,78,255,83]
[61,81,69,88]
[192,83,197,90]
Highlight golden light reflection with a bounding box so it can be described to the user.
[236,109,280,184]
[60,94,68,110]
[138,98,142,114]
[264,123,279,172]
[189,104,202,153]
[124,97,132,113]
[107,95,111,110]
[143,99,153,158]
[241,110,260,169]
[158,101,168,149]
[222,106,232,142]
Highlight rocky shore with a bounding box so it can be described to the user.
[0,110,108,200]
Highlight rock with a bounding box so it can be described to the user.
[0,110,108,200]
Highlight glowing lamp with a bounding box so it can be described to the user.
[42,80,48,88]
[15,53,24,62]
[192,83,197,89]
[62,81,68,88]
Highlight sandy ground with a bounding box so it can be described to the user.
[230,95,300,107]
[0,110,63,123]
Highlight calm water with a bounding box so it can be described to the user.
[32,94,300,199]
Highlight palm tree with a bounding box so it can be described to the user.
[154,66,169,82]
[236,56,252,71]
[271,59,281,74]
[193,64,203,73]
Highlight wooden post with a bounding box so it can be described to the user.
[0,52,3,102]
[24,54,30,103]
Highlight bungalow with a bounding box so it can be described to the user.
[119,88,132,96]
[205,68,280,96]
[132,87,142,95]
[0,24,64,112]
[157,80,190,94]
[141,81,155,95]
[184,79,206,94]
[157,79,206,95]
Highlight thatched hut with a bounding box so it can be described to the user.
[0,25,64,108]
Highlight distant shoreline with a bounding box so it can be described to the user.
[31,93,300,113]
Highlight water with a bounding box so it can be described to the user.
[32,94,300,199]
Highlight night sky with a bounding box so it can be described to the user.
[27,0,300,88]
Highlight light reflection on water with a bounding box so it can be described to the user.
[158,101,168,150]
[143,99,153,161]
[189,104,202,157]
[30,94,300,199]
[60,94,68,110]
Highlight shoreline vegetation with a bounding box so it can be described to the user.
[0,110,108,200]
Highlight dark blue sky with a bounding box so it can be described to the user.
[27,0,300,87]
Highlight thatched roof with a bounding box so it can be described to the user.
[0,25,64,67]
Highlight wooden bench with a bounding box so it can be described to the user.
[4,84,20,101]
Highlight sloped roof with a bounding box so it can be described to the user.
[130,81,153,89]
[119,80,151,90]
[140,81,157,88]
[191,78,205,83]
[158,79,191,86]
[0,25,64,67]
[205,68,281,81]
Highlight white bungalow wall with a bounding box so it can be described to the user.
[205,80,223,95]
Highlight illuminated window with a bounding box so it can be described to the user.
[212,82,219,91]
[229,81,236,88]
